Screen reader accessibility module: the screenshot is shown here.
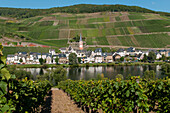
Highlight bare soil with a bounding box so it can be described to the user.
[43,88,84,113]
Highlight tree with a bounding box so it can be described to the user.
[39,58,44,65]
[161,54,166,61]
[19,58,23,63]
[143,70,156,80]
[69,53,78,65]
[143,54,147,62]
[78,57,81,64]
[148,51,156,62]
[55,57,59,64]
[126,58,130,62]
[37,67,67,85]
[44,59,46,64]
[120,57,124,62]
[161,64,170,77]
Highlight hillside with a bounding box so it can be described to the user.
[0,5,170,51]
[0,4,170,19]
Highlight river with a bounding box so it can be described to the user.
[19,65,165,80]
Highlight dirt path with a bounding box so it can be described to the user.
[50,88,84,113]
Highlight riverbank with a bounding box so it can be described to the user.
[7,62,169,68]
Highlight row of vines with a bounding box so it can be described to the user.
[0,43,52,112]
[58,77,170,113]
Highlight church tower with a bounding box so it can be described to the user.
[79,34,83,50]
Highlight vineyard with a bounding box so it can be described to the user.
[58,77,170,113]
[3,47,60,56]
[1,11,170,49]
[0,44,52,112]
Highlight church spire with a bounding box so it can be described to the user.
[79,33,83,50]
[80,33,82,41]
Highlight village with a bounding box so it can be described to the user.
[6,35,170,65]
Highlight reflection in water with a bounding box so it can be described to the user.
[20,65,165,80]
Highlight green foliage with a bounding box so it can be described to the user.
[44,39,68,47]
[120,57,124,62]
[3,47,59,57]
[38,67,67,85]
[0,6,170,49]
[115,16,121,21]
[161,54,166,61]
[0,4,170,19]
[78,57,81,64]
[19,58,23,63]
[96,37,109,45]
[69,53,78,65]
[148,51,156,62]
[58,77,170,112]
[161,64,170,77]
[117,36,135,46]
[39,58,44,65]
[70,35,81,42]
[96,73,105,80]
[134,34,170,48]
[143,70,156,80]
[128,14,146,20]
[0,44,52,112]
[7,66,33,80]
[143,54,148,62]
[115,74,124,80]
[55,57,59,64]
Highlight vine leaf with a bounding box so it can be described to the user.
[1,68,11,81]
[0,81,7,94]
[1,104,9,113]
[126,90,130,97]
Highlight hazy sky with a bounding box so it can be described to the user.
[0,0,169,12]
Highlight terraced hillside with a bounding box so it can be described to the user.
[0,11,170,49]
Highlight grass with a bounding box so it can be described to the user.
[87,47,111,52]
[96,37,109,45]
[114,21,133,27]
[117,36,135,46]
[134,34,170,48]
[115,17,121,21]
[40,30,59,39]
[139,25,170,33]
[7,62,168,68]
[86,29,99,37]
[105,28,117,35]
[38,21,54,26]
[45,39,68,47]
[69,20,77,25]
[88,18,104,23]
[3,47,59,56]
[128,14,146,20]
[86,37,94,45]
[27,39,68,48]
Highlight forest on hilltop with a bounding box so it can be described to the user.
[0,4,170,19]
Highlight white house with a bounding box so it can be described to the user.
[60,47,67,53]
[94,48,102,56]
[6,55,14,64]
[94,55,103,63]
[49,49,56,55]
[156,53,162,59]
[46,55,52,64]
[116,48,127,57]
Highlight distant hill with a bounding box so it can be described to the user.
[0,4,170,19]
[0,5,170,50]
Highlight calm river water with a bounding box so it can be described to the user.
[20,65,165,80]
